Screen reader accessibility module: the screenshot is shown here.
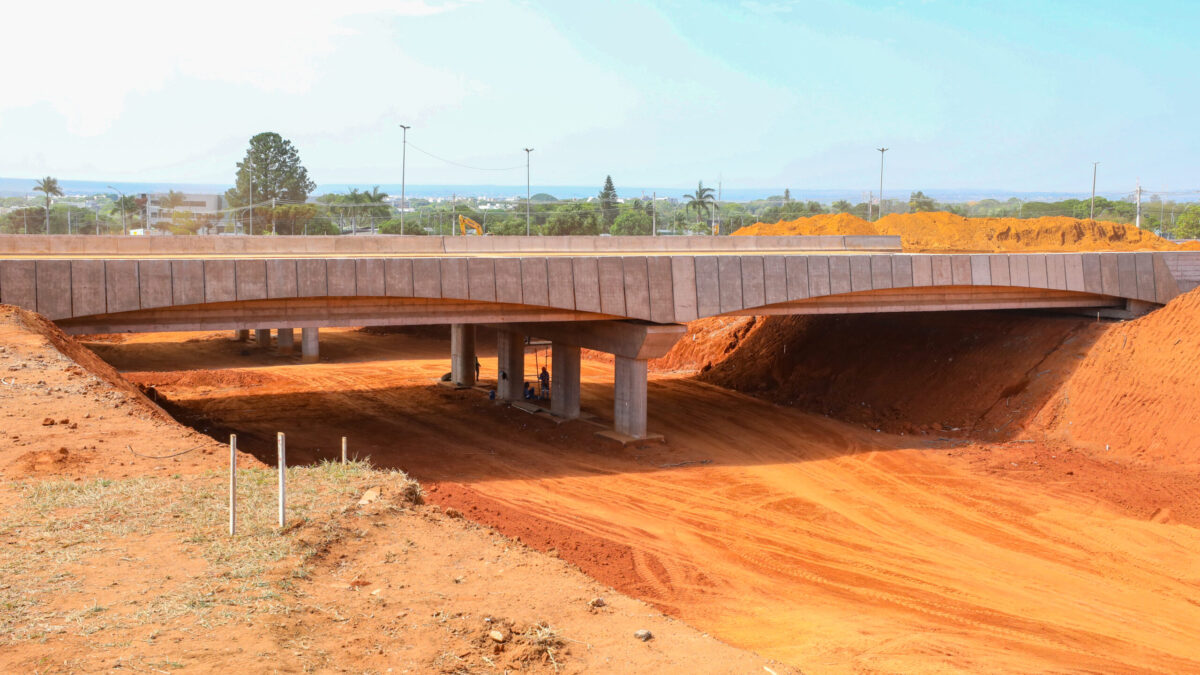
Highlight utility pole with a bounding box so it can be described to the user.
[652,191,656,236]
[107,185,127,235]
[451,193,456,236]
[524,148,534,236]
[248,155,254,236]
[876,148,888,221]
[1135,178,1142,229]
[399,124,410,236]
[271,197,277,235]
[1090,161,1099,220]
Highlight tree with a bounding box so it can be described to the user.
[832,200,852,213]
[33,177,63,233]
[683,181,717,230]
[611,209,651,236]
[783,188,791,203]
[908,191,936,212]
[598,176,619,227]
[545,203,601,236]
[225,132,316,214]
[1176,205,1200,240]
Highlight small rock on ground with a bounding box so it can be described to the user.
[634,629,653,642]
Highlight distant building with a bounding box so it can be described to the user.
[140,193,225,229]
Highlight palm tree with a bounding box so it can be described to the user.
[33,176,63,233]
[683,181,717,233]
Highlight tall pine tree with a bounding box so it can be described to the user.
[598,175,618,227]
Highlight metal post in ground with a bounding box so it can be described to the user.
[341,436,347,464]
[229,434,237,536]
[277,432,286,528]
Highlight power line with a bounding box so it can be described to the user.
[405,142,526,171]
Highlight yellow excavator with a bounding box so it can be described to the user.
[458,214,485,236]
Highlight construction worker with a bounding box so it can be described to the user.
[539,366,550,400]
[523,382,534,400]
[475,358,481,381]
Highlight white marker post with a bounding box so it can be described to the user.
[229,434,237,536]
[341,436,348,464]
[277,432,286,528]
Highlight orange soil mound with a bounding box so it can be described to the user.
[734,210,1193,252]
[1032,286,1200,466]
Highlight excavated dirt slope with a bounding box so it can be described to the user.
[83,327,1200,673]
[734,211,1196,251]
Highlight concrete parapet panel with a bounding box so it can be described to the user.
[1064,255,1086,292]
[520,258,550,308]
[1116,253,1137,299]
[969,255,991,285]
[784,256,810,301]
[891,256,914,288]
[71,260,106,317]
[327,259,357,297]
[848,256,872,293]
[740,256,766,309]
[950,256,972,285]
[815,256,839,296]
[1081,254,1102,294]
[1009,255,1030,287]
[412,259,441,298]
[762,256,787,305]
[1153,254,1182,303]
[494,258,522,304]
[567,257,598,312]
[548,258,578,310]
[106,260,141,313]
[845,235,902,251]
[1100,254,1120,295]
[647,257,675,323]
[909,255,932,287]
[0,260,38,311]
[1046,255,1068,290]
[138,260,173,310]
[297,259,328,297]
[597,257,627,316]
[988,255,1011,287]
[440,258,469,300]
[266,259,299,299]
[816,235,846,250]
[669,257,698,322]
[172,260,204,306]
[870,255,893,290]
[234,259,268,301]
[385,258,415,297]
[1134,252,1156,303]
[717,256,744,313]
[930,256,952,286]
[467,258,496,302]
[694,257,720,317]
[355,258,386,297]
[622,257,651,320]
[1027,255,1048,288]
[35,260,72,319]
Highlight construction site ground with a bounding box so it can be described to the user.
[57,322,1200,674]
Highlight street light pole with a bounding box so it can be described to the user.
[399,124,410,235]
[248,155,254,236]
[876,147,888,221]
[106,185,127,235]
[524,148,534,236]
[1090,161,1099,220]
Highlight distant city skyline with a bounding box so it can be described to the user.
[1,1,1197,194]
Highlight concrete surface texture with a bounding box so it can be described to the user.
[4,248,1197,334]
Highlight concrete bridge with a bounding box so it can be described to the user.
[3,234,1198,440]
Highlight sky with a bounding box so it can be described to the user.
[1,0,1197,196]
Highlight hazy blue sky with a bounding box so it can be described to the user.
[1,0,1196,195]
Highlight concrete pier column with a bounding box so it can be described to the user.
[496,329,525,401]
[234,329,250,341]
[277,328,295,355]
[450,323,477,387]
[613,356,648,438]
[255,329,271,347]
[301,327,319,363]
[551,343,581,419]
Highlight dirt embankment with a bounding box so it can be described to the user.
[734,210,1197,252]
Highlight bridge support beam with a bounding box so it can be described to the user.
[451,323,476,387]
[301,327,319,363]
[255,329,271,348]
[551,343,581,419]
[277,328,295,355]
[613,356,649,439]
[496,329,524,400]
[234,329,249,341]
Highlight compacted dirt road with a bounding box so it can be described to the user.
[89,328,1200,674]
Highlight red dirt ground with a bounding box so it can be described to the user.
[78,319,1200,673]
